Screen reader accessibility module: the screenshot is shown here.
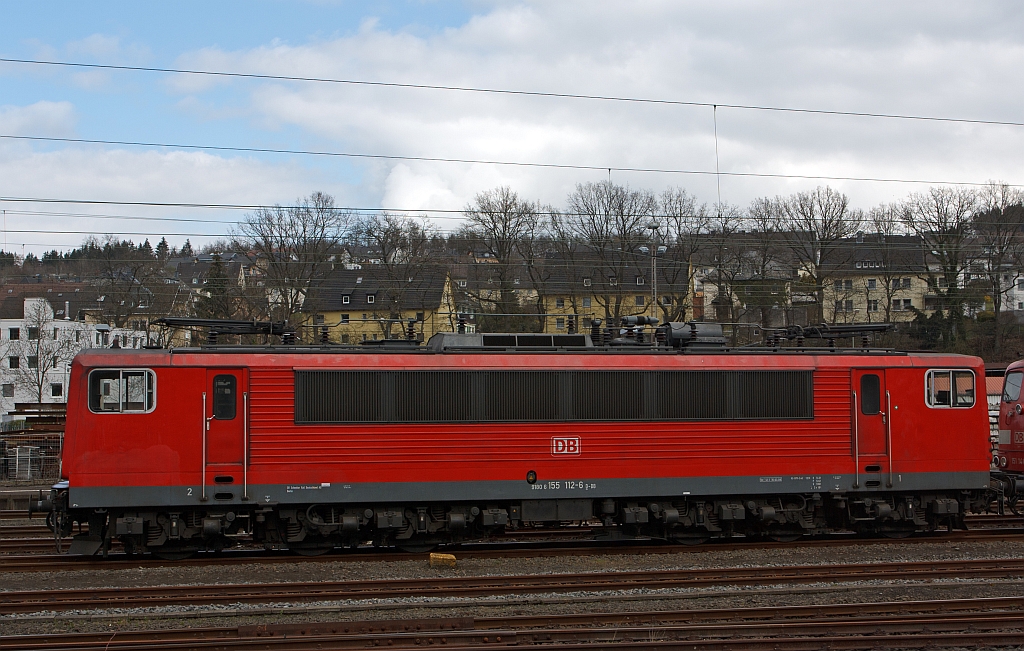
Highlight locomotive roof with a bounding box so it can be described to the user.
[71,343,986,371]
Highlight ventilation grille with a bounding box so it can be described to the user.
[295,370,813,424]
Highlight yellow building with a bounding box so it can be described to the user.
[304,266,456,343]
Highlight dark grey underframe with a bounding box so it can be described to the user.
[67,471,990,510]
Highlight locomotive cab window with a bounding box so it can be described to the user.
[212,375,237,420]
[1003,372,1023,402]
[926,369,975,408]
[88,369,155,413]
[860,374,881,415]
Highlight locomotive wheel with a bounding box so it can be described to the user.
[766,526,802,543]
[672,531,710,546]
[152,546,197,561]
[290,544,335,557]
[396,539,439,553]
[879,525,915,539]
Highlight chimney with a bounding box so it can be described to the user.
[64,301,71,321]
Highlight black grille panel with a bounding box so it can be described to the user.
[295,369,813,424]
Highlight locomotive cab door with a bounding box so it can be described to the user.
[204,369,248,496]
[852,369,889,487]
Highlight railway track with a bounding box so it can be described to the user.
[4,526,1024,571]
[3,596,1024,649]
[4,557,1024,615]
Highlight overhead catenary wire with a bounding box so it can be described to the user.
[1,134,1019,188]
[2,56,1023,129]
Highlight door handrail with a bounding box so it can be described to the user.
[885,389,893,488]
[201,391,208,501]
[852,391,859,489]
[242,391,249,501]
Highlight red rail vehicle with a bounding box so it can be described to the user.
[995,360,1024,504]
[47,320,992,557]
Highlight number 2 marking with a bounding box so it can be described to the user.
[187,488,193,496]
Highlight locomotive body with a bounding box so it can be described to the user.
[54,334,991,556]
[996,360,1024,481]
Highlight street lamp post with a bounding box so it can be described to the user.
[648,223,660,321]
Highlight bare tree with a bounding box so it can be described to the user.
[13,300,81,404]
[89,236,164,328]
[901,186,978,342]
[781,186,861,323]
[705,205,743,325]
[657,188,711,322]
[973,182,1024,353]
[868,203,912,324]
[233,192,352,328]
[559,181,658,324]
[461,187,541,330]
[354,212,442,338]
[739,197,788,329]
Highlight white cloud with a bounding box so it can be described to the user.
[0,101,76,137]
[0,144,338,251]
[164,2,1024,215]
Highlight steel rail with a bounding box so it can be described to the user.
[3,526,1024,571]
[4,557,1024,614]
[4,597,1024,649]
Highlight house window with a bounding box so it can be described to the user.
[845,300,853,312]
[926,369,975,408]
[635,295,645,307]
[834,280,843,291]
[845,280,853,291]
[582,297,591,308]
[340,314,350,324]
[867,299,878,312]
[75,331,80,342]
[342,295,350,304]
[367,294,375,304]
[8,328,18,340]
[903,299,912,310]
[556,298,565,309]
[457,280,467,288]
[50,383,62,398]
[902,277,911,289]
[892,278,901,290]
[1018,279,1024,291]
[341,334,350,343]
[0,384,12,398]
[608,276,617,286]
[27,327,39,340]
[835,301,844,314]
[662,296,672,305]
[867,279,876,290]
[636,276,645,286]
[892,299,902,311]
[416,312,425,321]
[556,317,565,330]
[9,356,19,369]
[1019,302,1023,310]
[27,356,38,369]
[313,314,325,325]
[583,277,592,287]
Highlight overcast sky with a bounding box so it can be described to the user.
[1,1,1023,253]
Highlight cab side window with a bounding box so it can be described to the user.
[212,375,236,420]
[926,369,975,408]
[89,369,155,413]
[1003,372,1023,403]
[860,374,880,415]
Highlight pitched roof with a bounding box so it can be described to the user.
[308,266,449,312]
[0,283,100,320]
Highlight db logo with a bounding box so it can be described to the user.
[551,436,581,456]
[1015,432,1024,444]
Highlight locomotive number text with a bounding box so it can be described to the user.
[531,479,598,491]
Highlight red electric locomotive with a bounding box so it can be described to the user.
[49,321,992,557]
[995,360,1024,502]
